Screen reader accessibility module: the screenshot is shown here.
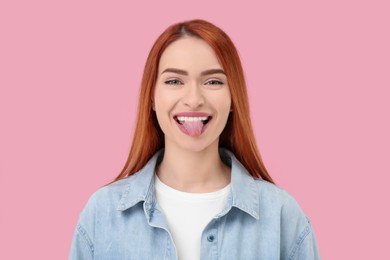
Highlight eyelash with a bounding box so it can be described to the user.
[206,80,224,85]
[163,79,224,85]
[164,79,183,85]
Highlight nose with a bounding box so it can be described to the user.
[182,83,205,108]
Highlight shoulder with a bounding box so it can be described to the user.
[77,176,136,222]
[89,177,133,205]
[254,179,306,216]
[226,148,309,223]
[253,179,310,229]
[78,152,159,221]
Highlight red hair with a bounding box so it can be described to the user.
[112,19,274,184]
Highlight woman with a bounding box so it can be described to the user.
[70,19,320,259]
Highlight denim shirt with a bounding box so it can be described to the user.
[69,149,320,259]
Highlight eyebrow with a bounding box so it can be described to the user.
[160,68,226,76]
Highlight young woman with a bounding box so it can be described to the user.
[70,19,320,260]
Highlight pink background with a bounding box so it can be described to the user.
[1,0,389,259]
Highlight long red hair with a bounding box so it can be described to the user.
[112,19,274,184]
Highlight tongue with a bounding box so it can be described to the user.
[182,121,203,137]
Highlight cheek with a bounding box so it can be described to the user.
[213,91,232,115]
[154,86,169,108]
[154,94,175,112]
[153,87,179,118]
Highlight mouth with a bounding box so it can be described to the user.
[173,114,213,137]
[174,116,212,126]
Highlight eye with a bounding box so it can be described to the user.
[164,79,183,85]
[205,80,224,85]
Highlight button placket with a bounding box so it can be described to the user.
[201,220,219,259]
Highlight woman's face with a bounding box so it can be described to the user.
[153,37,231,153]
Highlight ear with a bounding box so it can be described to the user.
[151,99,155,111]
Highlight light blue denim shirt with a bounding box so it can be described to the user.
[69,149,320,259]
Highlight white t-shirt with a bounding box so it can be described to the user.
[155,175,230,260]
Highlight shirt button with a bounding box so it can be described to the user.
[207,235,215,242]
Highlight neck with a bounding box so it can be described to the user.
[156,142,231,193]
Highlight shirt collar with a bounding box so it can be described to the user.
[117,148,260,220]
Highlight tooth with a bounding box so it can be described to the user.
[175,116,210,122]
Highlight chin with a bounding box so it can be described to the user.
[171,138,220,154]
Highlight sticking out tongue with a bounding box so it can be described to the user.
[182,121,203,137]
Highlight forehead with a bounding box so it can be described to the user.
[158,37,223,74]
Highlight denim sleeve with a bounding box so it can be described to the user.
[69,224,94,260]
[289,220,320,260]
[69,191,98,260]
[278,189,320,260]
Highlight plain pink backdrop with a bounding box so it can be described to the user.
[1,0,389,259]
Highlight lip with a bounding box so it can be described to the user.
[173,112,212,117]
